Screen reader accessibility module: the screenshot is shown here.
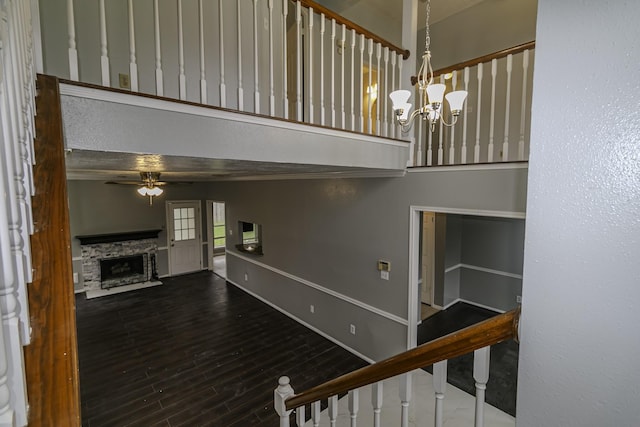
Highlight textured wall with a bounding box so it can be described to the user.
[517,1,640,425]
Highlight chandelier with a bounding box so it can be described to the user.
[389,0,468,133]
[136,172,164,205]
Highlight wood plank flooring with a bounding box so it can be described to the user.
[76,271,368,426]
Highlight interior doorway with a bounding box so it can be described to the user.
[420,211,439,321]
[166,201,203,276]
[206,200,227,279]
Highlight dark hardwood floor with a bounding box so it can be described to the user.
[418,302,519,416]
[76,271,368,427]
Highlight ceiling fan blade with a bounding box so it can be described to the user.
[105,181,146,185]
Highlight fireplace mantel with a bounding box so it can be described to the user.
[77,229,162,245]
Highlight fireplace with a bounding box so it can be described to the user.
[100,254,149,289]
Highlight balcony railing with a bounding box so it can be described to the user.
[56,0,408,137]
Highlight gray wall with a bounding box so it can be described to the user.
[517,1,640,425]
[67,180,212,291]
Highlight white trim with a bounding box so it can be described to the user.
[212,169,406,181]
[407,208,421,350]
[202,241,208,246]
[226,278,375,364]
[71,256,82,262]
[443,298,505,314]
[85,280,163,299]
[445,263,523,280]
[157,246,168,251]
[409,204,525,219]
[228,250,408,326]
[59,84,408,148]
[408,163,528,173]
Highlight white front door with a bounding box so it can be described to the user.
[167,201,202,276]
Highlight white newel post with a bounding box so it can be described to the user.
[473,346,491,427]
[274,376,294,427]
[433,360,447,427]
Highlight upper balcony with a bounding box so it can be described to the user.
[38,0,534,180]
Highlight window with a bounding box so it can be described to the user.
[173,207,196,241]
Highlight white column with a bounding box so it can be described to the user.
[218,0,226,107]
[199,0,206,103]
[295,1,302,121]
[348,388,359,427]
[311,400,320,427]
[268,0,275,116]
[281,0,288,118]
[153,0,163,96]
[328,394,338,426]
[519,49,530,160]
[307,8,314,122]
[502,54,513,161]
[461,66,470,163]
[488,58,497,162]
[401,0,418,166]
[237,0,244,110]
[400,373,412,427]
[319,14,325,126]
[329,19,335,127]
[295,404,305,426]
[474,63,483,163]
[433,360,447,427]
[383,47,389,137]
[375,43,381,135]
[127,0,138,91]
[372,381,383,427]
[253,0,260,113]
[177,0,186,99]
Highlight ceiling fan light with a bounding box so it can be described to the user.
[148,186,163,196]
[137,186,150,196]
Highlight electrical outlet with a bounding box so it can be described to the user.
[381,271,389,280]
[310,305,315,313]
[118,73,130,89]
[244,273,248,281]
[229,229,233,235]
[516,295,522,303]
[349,324,356,335]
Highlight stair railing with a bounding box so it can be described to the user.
[411,42,535,166]
[275,307,520,427]
[59,0,408,138]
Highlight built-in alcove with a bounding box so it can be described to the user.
[235,221,263,255]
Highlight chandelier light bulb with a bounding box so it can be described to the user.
[426,83,446,105]
[445,90,469,115]
[389,90,412,110]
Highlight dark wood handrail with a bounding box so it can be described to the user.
[411,40,536,85]
[296,0,410,60]
[285,307,520,410]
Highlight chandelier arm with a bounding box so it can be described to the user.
[439,114,460,128]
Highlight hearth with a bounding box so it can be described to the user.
[100,254,149,289]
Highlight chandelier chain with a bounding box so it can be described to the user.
[424,0,431,52]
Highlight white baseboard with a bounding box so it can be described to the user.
[226,278,375,365]
[442,298,504,314]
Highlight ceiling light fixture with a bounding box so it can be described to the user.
[389,0,468,133]
[137,172,164,205]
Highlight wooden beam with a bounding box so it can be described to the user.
[24,74,81,426]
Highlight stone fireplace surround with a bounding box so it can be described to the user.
[78,230,161,291]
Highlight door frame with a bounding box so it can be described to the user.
[166,200,203,276]
[206,200,226,271]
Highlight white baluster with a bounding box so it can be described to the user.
[319,14,325,126]
[437,75,444,165]
[274,376,294,427]
[358,34,364,132]
[462,66,470,164]
[177,0,186,99]
[268,0,275,115]
[198,0,206,103]
[383,47,389,137]
[427,124,433,166]
[328,395,338,426]
[340,24,346,128]
[417,88,424,165]
[348,388,359,427]
[390,53,396,138]
[502,54,513,161]
[519,49,530,160]
[282,0,288,119]
[127,0,138,91]
[295,405,305,427]
[307,8,314,123]
[367,38,373,134]
[488,58,497,162]
[473,346,491,427]
[237,0,244,110]
[99,0,109,86]
[433,360,448,427]
[329,19,335,127]
[153,0,163,96]
[295,1,302,121]
[474,63,483,163]
[400,373,412,427]
[219,0,226,107]
[396,53,403,137]
[66,0,78,80]
[449,71,458,164]
[375,43,381,135]
[311,400,321,427]
[347,27,353,130]
[253,0,259,113]
[372,381,383,427]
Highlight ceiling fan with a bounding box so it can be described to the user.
[106,172,191,205]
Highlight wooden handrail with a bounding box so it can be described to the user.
[411,40,536,85]
[296,0,410,60]
[285,307,520,410]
